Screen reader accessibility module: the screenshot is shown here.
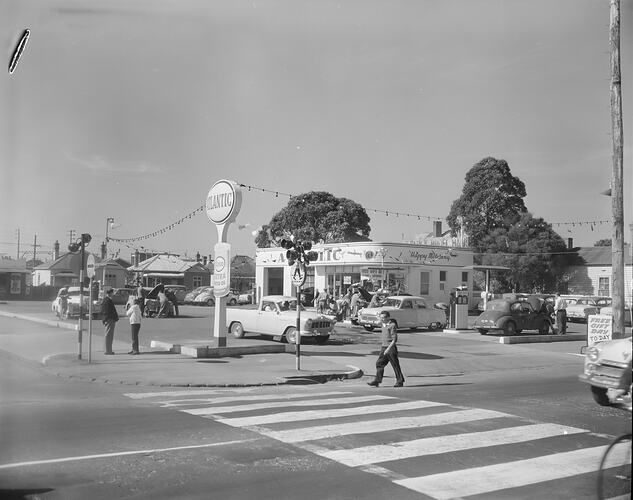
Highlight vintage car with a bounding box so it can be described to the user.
[237,291,254,305]
[566,296,605,323]
[357,295,447,332]
[109,287,134,305]
[473,297,551,335]
[183,286,208,304]
[164,285,187,303]
[193,287,216,306]
[52,286,92,319]
[226,295,335,343]
[579,334,632,406]
[599,304,633,327]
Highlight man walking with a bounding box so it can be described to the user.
[368,311,405,387]
[554,292,568,335]
[101,288,119,354]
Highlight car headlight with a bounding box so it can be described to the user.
[585,362,598,374]
[586,346,601,362]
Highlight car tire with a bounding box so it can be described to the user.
[229,298,237,306]
[503,321,517,336]
[478,329,488,335]
[429,322,442,331]
[539,322,550,335]
[315,336,329,344]
[284,327,298,344]
[363,325,375,332]
[206,298,215,307]
[230,322,245,339]
[590,385,611,406]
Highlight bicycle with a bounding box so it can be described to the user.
[597,401,632,500]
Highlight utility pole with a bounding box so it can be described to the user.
[32,235,41,267]
[15,228,20,259]
[609,0,625,338]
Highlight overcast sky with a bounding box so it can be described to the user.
[1,0,631,262]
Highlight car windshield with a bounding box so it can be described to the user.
[486,300,510,313]
[381,299,401,307]
[577,298,597,305]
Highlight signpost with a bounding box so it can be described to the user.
[291,262,306,370]
[206,180,242,347]
[86,254,96,363]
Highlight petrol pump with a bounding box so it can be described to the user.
[450,286,469,329]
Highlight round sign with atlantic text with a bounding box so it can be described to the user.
[206,180,242,225]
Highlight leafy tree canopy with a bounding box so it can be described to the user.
[594,239,612,246]
[447,157,527,250]
[475,212,575,293]
[255,191,371,247]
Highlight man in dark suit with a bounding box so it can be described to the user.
[101,288,119,354]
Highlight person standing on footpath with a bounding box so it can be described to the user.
[368,311,405,387]
[125,298,142,355]
[554,292,568,335]
[101,288,119,355]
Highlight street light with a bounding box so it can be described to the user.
[69,233,91,360]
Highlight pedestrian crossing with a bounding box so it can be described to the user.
[124,389,630,499]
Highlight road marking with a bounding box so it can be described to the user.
[217,400,448,427]
[155,391,354,407]
[317,423,587,466]
[183,395,396,416]
[394,443,629,499]
[0,438,259,470]
[257,408,511,443]
[124,389,227,399]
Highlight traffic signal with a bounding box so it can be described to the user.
[68,233,92,253]
[281,238,316,266]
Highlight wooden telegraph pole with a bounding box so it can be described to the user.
[609,0,625,337]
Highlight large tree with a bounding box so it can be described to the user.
[255,191,371,247]
[476,212,575,293]
[447,157,528,250]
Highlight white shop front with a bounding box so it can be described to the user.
[255,241,474,305]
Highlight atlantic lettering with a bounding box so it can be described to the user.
[208,192,233,210]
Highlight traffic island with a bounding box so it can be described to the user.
[498,333,585,344]
[151,340,290,357]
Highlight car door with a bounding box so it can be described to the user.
[414,299,430,326]
[257,300,280,334]
[397,298,415,327]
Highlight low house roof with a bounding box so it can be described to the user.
[127,254,210,274]
[0,258,29,273]
[577,244,632,266]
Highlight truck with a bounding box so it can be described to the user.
[226,295,335,344]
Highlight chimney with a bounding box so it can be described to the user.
[203,256,207,266]
[101,242,106,260]
[567,238,573,250]
[433,221,442,237]
[134,250,140,267]
[196,251,201,262]
[54,240,60,260]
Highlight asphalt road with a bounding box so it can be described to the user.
[0,309,630,499]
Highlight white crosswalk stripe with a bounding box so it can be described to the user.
[126,389,624,499]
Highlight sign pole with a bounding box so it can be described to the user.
[86,253,96,363]
[206,180,242,349]
[296,284,301,370]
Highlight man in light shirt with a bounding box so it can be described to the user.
[554,292,568,335]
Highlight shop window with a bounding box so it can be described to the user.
[598,277,610,297]
[419,271,430,296]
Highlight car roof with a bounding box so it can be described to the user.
[263,295,295,301]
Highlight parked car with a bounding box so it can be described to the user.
[566,296,604,323]
[164,285,187,303]
[579,334,632,406]
[358,295,447,332]
[143,284,174,318]
[226,295,335,343]
[599,304,633,327]
[193,287,215,306]
[299,286,315,306]
[183,286,208,305]
[52,286,91,319]
[473,297,552,336]
[109,287,134,305]
[237,291,254,305]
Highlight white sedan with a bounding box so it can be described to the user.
[358,295,447,332]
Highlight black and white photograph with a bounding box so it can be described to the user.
[1,1,631,498]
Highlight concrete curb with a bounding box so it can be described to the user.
[0,310,79,330]
[499,333,586,344]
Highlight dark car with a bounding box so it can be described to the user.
[300,287,315,307]
[473,297,552,336]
